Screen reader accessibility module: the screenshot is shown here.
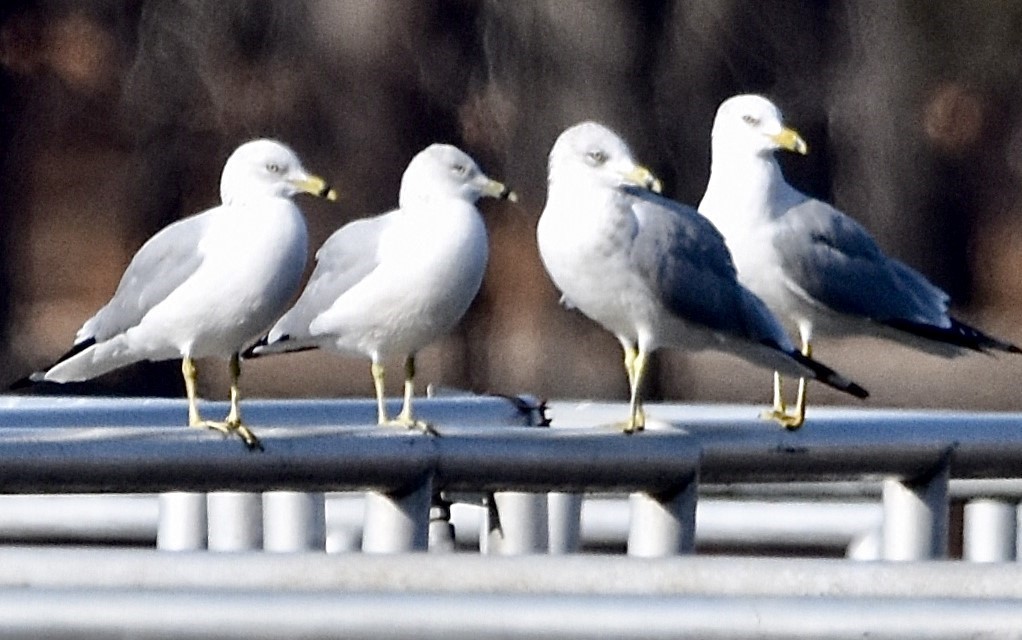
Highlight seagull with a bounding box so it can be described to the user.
[22,139,337,449]
[698,94,1019,428]
[248,143,515,429]
[537,121,868,432]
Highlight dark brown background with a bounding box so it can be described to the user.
[3,0,1021,411]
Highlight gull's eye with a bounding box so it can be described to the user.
[741,114,760,126]
[585,149,608,166]
[266,162,284,174]
[452,163,469,177]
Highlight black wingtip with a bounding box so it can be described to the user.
[241,335,271,360]
[242,334,319,360]
[886,317,1020,355]
[9,337,97,391]
[787,348,869,400]
[9,374,38,391]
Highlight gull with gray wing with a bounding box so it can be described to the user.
[537,121,867,433]
[699,94,1019,428]
[21,139,337,449]
[250,143,515,429]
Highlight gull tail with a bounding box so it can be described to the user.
[10,337,98,389]
[243,334,319,360]
[885,317,1021,355]
[789,350,869,400]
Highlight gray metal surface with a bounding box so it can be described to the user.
[882,467,950,560]
[362,483,432,553]
[484,492,549,554]
[156,492,206,550]
[263,491,326,551]
[627,485,698,556]
[964,499,1018,562]
[207,492,262,551]
[549,402,1022,482]
[0,589,1020,640]
[1,547,1021,597]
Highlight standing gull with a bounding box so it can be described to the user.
[24,139,337,449]
[249,143,515,429]
[537,122,867,432]
[699,94,1019,428]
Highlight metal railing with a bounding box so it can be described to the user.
[1,395,1022,638]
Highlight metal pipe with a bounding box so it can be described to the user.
[882,460,950,560]
[486,492,549,554]
[427,498,456,553]
[262,492,325,552]
[361,478,433,553]
[627,478,698,557]
[4,548,1022,598]
[0,588,1020,640]
[548,493,583,554]
[963,499,1017,562]
[207,492,262,552]
[157,492,206,550]
[0,426,698,494]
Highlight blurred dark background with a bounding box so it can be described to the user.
[3,0,1022,411]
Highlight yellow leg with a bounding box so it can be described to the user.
[183,355,261,450]
[373,357,434,434]
[760,371,788,421]
[623,345,638,389]
[396,355,416,424]
[225,353,242,425]
[371,361,389,424]
[183,357,204,427]
[762,342,810,430]
[787,341,812,430]
[625,349,648,434]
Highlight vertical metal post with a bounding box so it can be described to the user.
[1017,503,1022,562]
[486,492,549,554]
[361,477,432,553]
[207,492,263,552]
[963,499,1017,562]
[263,492,326,552]
[156,492,207,551]
[882,461,950,561]
[428,496,455,553]
[548,493,582,554]
[627,476,698,557]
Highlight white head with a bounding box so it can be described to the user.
[398,143,515,208]
[548,122,662,193]
[711,94,808,158]
[219,138,338,205]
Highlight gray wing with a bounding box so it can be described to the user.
[77,211,211,343]
[773,198,950,326]
[627,189,791,345]
[266,210,393,343]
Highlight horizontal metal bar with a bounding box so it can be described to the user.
[1,547,1020,598]
[0,395,539,428]
[0,589,1019,640]
[0,427,700,494]
[703,478,1022,500]
[0,494,882,551]
[0,495,156,542]
[0,398,1020,493]
[549,402,1022,482]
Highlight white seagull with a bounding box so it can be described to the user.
[699,94,1018,428]
[249,143,515,429]
[25,139,337,449]
[537,121,867,432]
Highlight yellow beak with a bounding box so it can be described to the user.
[623,165,663,194]
[482,178,518,203]
[293,174,339,201]
[772,127,808,155]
